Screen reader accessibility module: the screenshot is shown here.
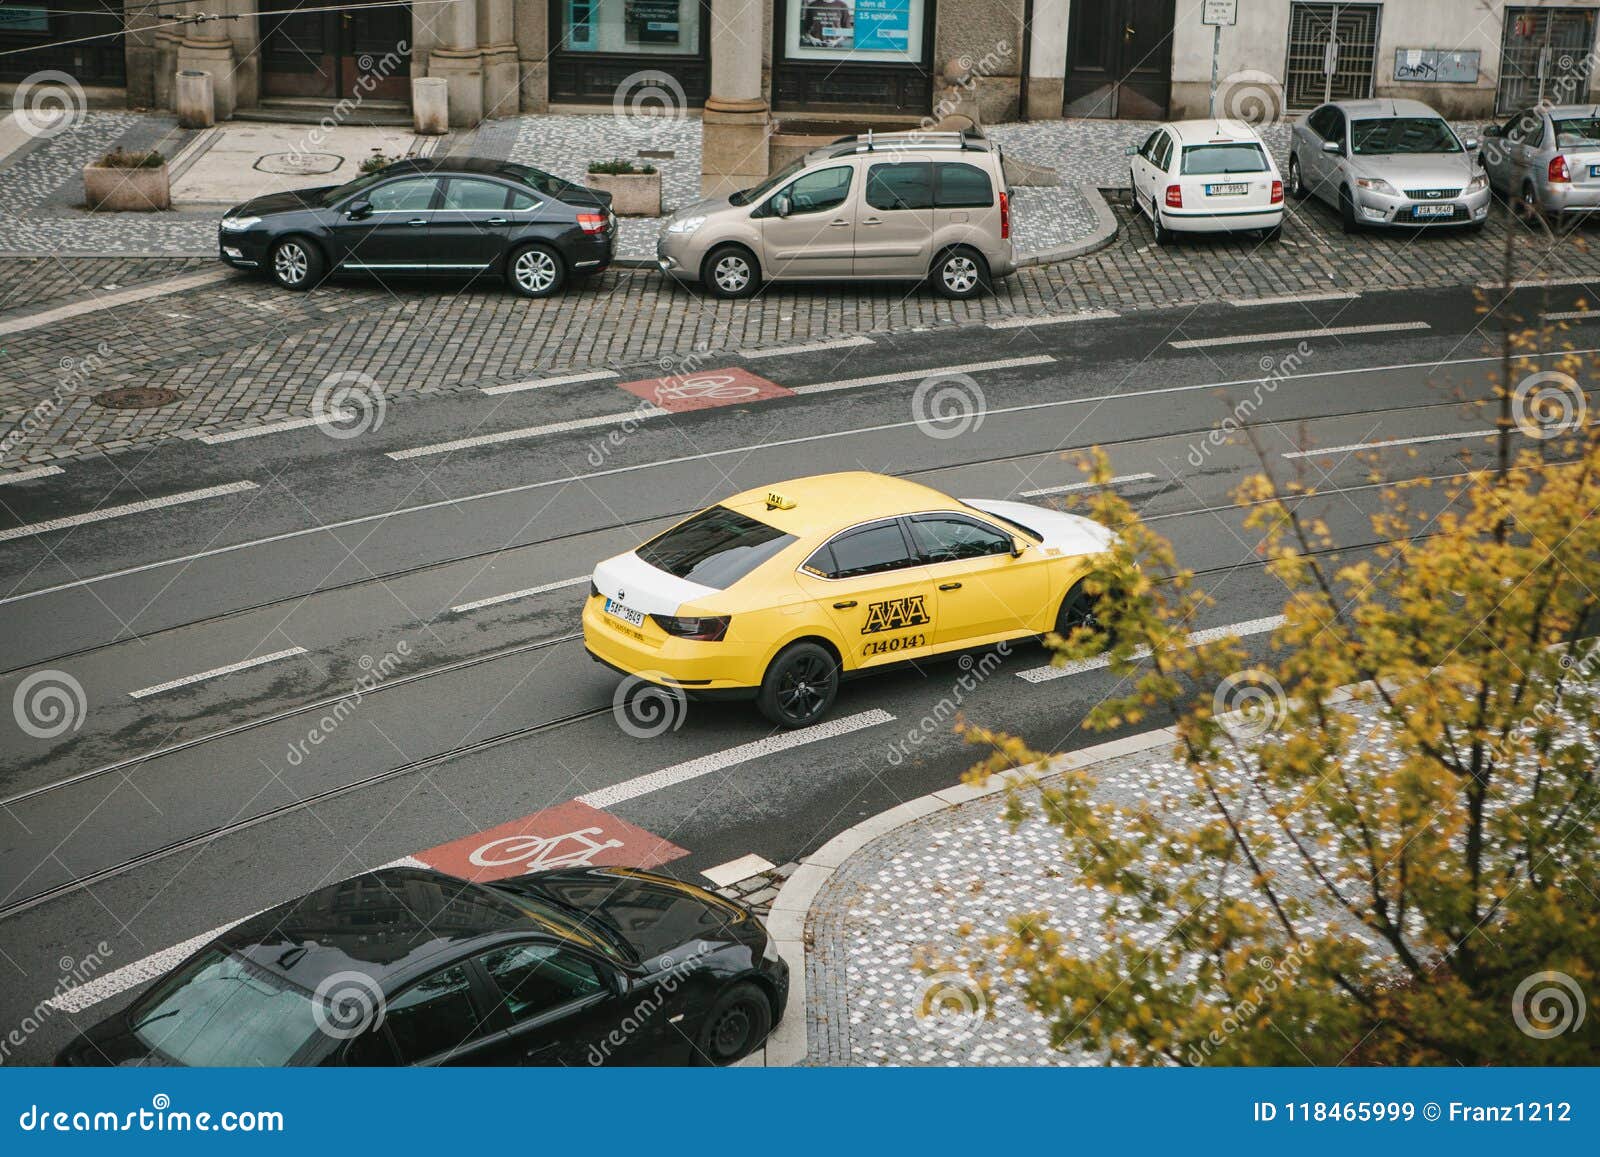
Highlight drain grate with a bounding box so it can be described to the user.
[92,387,183,410]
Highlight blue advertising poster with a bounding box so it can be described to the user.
[855,0,910,52]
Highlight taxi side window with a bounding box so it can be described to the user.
[808,521,915,579]
[909,515,1011,562]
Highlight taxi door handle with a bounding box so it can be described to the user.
[832,600,857,609]
[939,582,962,591]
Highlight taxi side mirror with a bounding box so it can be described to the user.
[1011,538,1028,558]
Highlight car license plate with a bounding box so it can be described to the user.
[1414,203,1454,218]
[605,598,645,628]
[1206,182,1248,196]
[1590,165,1600,178]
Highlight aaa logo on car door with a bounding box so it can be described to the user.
[862,594,931,634]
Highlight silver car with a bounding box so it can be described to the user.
[1287,98,1489,232]
[656,131,1016,300]
[1481,104,1600,218]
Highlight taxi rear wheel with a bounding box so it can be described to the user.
[757,642,839,729]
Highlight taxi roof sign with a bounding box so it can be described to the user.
[764,491,797,510]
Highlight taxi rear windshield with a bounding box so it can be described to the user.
[638,506,796,589]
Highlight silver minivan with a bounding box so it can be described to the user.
[657,131,1016,300]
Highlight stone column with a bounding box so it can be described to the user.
[1025,0,1068,120]
[479,0,520,118]
[701,0,769,196]
[512,0,549,112]
[428,0,485,126]
[175,0,237,120]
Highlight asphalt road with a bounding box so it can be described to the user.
[0,277,1592,1062]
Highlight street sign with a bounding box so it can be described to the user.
[1203,0,1238,26]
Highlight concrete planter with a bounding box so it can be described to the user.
[82,161,170,212]
[586,170,661,217]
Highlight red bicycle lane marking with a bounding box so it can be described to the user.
[616,366,794,413]
[413,799,687,883]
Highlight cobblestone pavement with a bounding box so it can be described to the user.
[3,161,1594,469]
[0,256,213,314]
[2,111,1096,260]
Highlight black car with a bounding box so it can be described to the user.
[217,158,616,298]
[57,866,787,1067]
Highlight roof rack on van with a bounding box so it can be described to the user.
[825,129,978,154]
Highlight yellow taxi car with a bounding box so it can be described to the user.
[582,471,1117,728]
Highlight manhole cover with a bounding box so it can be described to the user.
[254,151,342,176]
[92,387,182,410]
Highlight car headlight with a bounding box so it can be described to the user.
[666,214,707,234]
[220,215,261,231]
[1354,177,1397,195]
[1467,172,1489,193]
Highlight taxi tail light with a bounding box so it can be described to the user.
[1270,179,1284,204]
[1550,155,1571,184]
[999,191,1010,239]
[652,614,731,642]
[1165,184,1183,208]
[577,212,609,234]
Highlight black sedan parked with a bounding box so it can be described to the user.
[217,158,616,298]
[57,866,787,1067]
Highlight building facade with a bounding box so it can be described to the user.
[5,3,1600,135]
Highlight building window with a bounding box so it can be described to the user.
[772,0,936,115]
[784,0,926,64]
[560,0,701,55]
[1284,2,1381,110]
[549,0,710,104]
[0,0,126,85]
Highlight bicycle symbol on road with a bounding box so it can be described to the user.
[468,827,625,873]
[652,374,762,404]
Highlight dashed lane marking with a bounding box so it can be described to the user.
[0,465,63,486]
[386,408,667,460]
[1542,309,1600,321]
[128,646,308,700]
[1226,291,1358,307]
[786,355,1055,396]
[0,480,258,544]
[986,310,1118,330]
[743,336,875,358]
[481,369,620,396]
[702,854,776,888]
[1169,321,1429,349]
[1018,472,1157,498]
[198,413,351,444]
[1281,429,1493,459]
[449,575,588,614]
[1015,615,1287,684]
[577,708,896,808]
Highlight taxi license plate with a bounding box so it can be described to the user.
[1206,182,1248,196]
[605,598,645,628]
[1414,203,1454,217]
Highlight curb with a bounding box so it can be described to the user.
[1013,183,1120,269]
[759,721,1182,1067]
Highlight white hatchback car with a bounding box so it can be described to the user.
[1126,119,1285,244]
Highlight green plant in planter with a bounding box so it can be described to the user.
[95,148,165,169]
[587,158,658,176]
[360,153,402,175]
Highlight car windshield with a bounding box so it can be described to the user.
[1181,143,1269,175]
[729,158,806,206]
[1351,117,1462,155]
[129,948,322,1066]
[1554,117,1600,148]
[637,505,796,589]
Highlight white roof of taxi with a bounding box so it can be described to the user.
[1166,119,1265,145]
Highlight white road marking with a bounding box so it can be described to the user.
[0,480,257,544]
[1542,309,1600,321]
[986,310,1119,330]
[0,465,63,486]
[743,336,875,358]
[8,347,1593,609]
[1227,291,1358,307]
[198,413,350,444]
[1281,429,1493,459]
[1477,274,1597,290]
[43,855,428,1013]
[1016,615,1287,683]
[449,575,588,614]
[480,369,620,396]
[577,709,895,809]
[701,854,776,888]
[788,355,1055,396]
[128,646,308,700]
[387,408,667,460]
[1019,472,1157,498]
[0,270,235,337]
[1170,321,1429,349]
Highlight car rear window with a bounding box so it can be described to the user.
[1554,117,1600,148]
[1351,117,1462,155]
[934,162,994,207]
[637,505,796,589]
[1180,143,1269,175]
